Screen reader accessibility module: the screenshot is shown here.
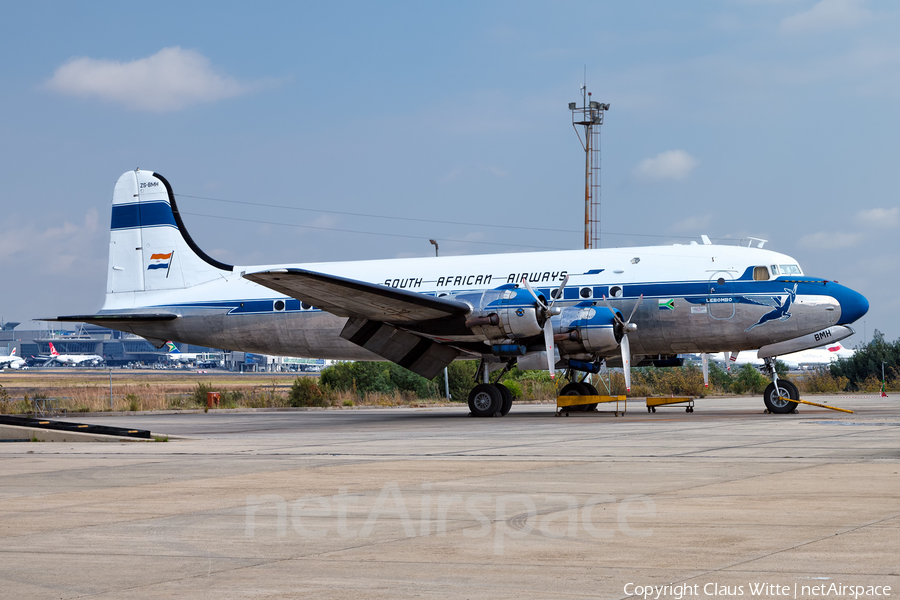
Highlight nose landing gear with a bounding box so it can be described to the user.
[761,357,799,414]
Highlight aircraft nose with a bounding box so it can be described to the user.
[835,285,869,325]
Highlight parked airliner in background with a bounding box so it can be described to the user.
[727,342,854,371]
[52,170,868,416]
[0,348,26,369]
[46,342,104,366]
[164,341,204,363]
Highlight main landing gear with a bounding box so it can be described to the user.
[468,359,516,418]
[467,383,513,418]
[761,357,799,414]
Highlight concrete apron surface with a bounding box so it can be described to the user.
[0,394,898,600]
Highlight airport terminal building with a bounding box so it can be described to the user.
[0,322,323,371]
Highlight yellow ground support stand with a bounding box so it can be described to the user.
[556,395,627,417]
[778,396,854,414]
[646,396,695,413]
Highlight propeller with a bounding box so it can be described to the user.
[522,275,568,379]
[602,294,643,392]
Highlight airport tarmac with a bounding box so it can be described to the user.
[1,395,898,600]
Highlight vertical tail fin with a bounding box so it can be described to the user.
[105,170,233,306]
[49,342,59,356]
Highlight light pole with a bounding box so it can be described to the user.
[430,239,450,400]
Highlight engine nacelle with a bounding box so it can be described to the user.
[555,305,621,356]
[453,287,544,341]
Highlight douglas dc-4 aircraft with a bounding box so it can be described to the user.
[52,170,868,416]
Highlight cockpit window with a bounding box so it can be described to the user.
[753,266,769,281]
[779,264,802,275]
[770,265,779,275]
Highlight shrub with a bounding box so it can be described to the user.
[190,382,215,406]
[731,364,770,395]
[288,376,328,407]
[502,380,523,400]
[321,361,437,398]
[798,368,848,393]
[125,393,141,412]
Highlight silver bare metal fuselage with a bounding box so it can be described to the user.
[112,281,846,361]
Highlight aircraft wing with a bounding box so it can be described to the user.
[244,268,473,379]
[243,268,471,322]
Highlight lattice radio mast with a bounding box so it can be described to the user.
[569,86,609,249]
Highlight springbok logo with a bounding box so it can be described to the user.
[745,284,798,331]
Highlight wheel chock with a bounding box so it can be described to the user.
[778,396,853,414]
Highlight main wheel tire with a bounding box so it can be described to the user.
[468,383,502,417]
[763,381,799,414]
[581,382,600,411]
[495,383,513,416]
[559,382,590,412]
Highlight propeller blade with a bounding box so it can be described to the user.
[601,295,625,326]
[625,294,644,324]
[521,277,548,310]
[549,275,569,308]
[543,320,556,379]
[701,353,709,388]
[621,334,632,392]
[726,351,738,371]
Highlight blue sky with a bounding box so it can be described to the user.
[1,0,897,344]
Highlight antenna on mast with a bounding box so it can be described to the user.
[569,81,609,250]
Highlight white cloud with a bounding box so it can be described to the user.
[855,206,899,228]
[780,0,871,34]
[45,47,253,112]
[797,230,864,249]
[0,209,101,274]
[633,150,698,181]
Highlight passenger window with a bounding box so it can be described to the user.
[753,267,769,281]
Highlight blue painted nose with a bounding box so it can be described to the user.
[834,284,869,325]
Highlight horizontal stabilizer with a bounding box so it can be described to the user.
[341,317,460,379]
[243,268,471,323]
[45,313,179,323]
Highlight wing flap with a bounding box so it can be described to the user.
[243,268,470,323]
[341,317,460,379]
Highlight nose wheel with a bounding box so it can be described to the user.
[761,357,799,414]
[763,380,799,414]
